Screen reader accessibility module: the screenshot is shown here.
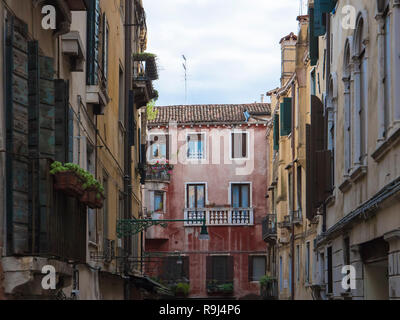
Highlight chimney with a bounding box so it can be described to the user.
[279,32,297,87]
[261,94,264,103]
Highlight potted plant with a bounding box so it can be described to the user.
[207,281,234,295]
[50,162,84,197]
[80,174,105,209]
[260,275,277,300]
[50,162,105,209]
[172,282,190,298]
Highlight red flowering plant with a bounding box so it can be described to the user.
[147,160,174,177]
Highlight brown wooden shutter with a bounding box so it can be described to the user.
[305,124,313,220]
[166,134,170,160]
[55,80,70,163]
[317,150,332,204]
[183,256,190,280]
[231,133,235,158]
[227,256,234,282]
[206,256,213,282]
[242,133,247,157]
[248,256,254,282]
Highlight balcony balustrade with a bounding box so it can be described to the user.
[262,214,277,242]
[184,208,254,226]
[277,210,303,229]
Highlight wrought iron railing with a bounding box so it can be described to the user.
[262,214,277,241]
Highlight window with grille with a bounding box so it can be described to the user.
[187,133,205,160]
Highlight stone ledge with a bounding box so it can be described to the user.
[372,125,400,162]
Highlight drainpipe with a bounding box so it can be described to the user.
[123,0,133,300]
[291,84,295,300]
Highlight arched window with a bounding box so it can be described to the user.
[353,13,368,165]
[327,74,337,188]
[343,39,352,175]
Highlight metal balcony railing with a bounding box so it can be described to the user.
[262,214,277,242]
[145,164,173,182]
[277,210,302,229]
[184,208,254,226]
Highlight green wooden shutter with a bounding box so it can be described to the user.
[319,0,337,13]
[55,80,70,163]
[314,0,326,36]
[309,7,319,66]
[280,98,292,136]
[28,40,56,253]
[87,0,101,85]
[5,16,30,255]
[273,114,280,151]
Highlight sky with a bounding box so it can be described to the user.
[145,0,304,106]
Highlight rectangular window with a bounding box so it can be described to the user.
[296,245,300,282]
[305,241,311,284]
[149,134,169,160]
[311,69,316,96]
[154,191,164,212]
[249,256,266,282]
[102,14,109,85]
[187,133,205,159]
[231,183,250,208]
[119,67,124,123]
[231,132,248,159]
[288,172,293,212]
[161,256,189,282]
[327,246,333,294]
[384,9,391,133]
[187,184,206,209]
[207,256,234,284]
[297,166,302,210]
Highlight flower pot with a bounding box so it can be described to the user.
[80,188,98,209]
[54,171,84,197]
[94,194,105,209]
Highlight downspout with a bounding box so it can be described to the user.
[123,0,133,300]
[323,13,331,234]
[291,83,295,300]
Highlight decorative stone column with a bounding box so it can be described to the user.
[350,244,364,300]
[375,12,386,142]
[384,229,400,300]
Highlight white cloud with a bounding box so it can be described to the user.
[145,0,300,105]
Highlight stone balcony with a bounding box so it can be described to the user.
[184,208,254,227]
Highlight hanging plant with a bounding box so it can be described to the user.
[146,100,158,121]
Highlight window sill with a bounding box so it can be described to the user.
[88,241,98,248]
[339,177,352,193]
[349,165,367,183]
[372,125,400,162]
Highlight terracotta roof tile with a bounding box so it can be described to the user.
[148,103,271,126]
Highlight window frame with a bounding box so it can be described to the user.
[229,182,252,208]
[248,255,267,282]
[185,183,207,209]
[149,133,169,162]
[186,132,206,160]
[153,191,164,213]
[230,130,250,160]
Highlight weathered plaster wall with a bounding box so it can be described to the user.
[146,124,270,298]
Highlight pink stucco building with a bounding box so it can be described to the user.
[142,103,271,299]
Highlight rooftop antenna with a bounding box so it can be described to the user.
[182,55,187,104]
